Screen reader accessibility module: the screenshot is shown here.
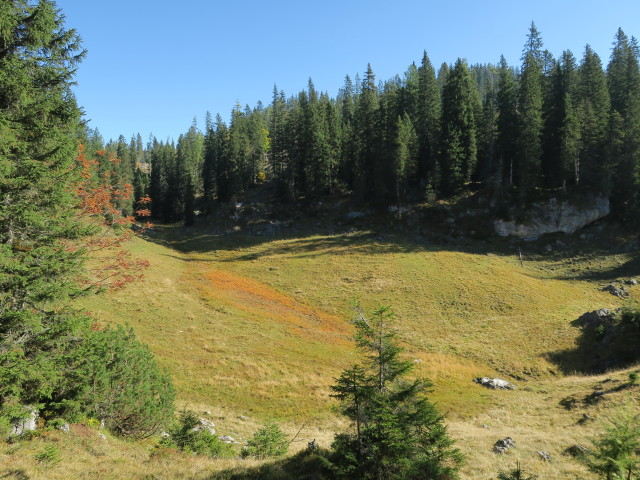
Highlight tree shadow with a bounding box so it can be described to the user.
[202,449,333,480]
[547,312,640,374]
[0,470,30,480]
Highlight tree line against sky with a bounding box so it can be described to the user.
[85,23,640,225]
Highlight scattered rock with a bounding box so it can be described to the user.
[9,406,38,436]
[564,444,590,457]
[578,413,593,425]
[57,423,70,433]
[218,435,238,444]
[481,424,490,429]
[97,432,107,441]
[575,308,615,329]
[307,439,318,451]
[160,431,170,438]
[192,418,215,435]
[473,377,517,390]
[625,278,638,286]
[537,450,552,461]
[494,437,516,454]
[238,415,249,421]
[602,284,629,298]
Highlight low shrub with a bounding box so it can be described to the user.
[241,421,288,459]
[160,410,234,458]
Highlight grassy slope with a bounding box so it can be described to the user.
[6,225,639,479]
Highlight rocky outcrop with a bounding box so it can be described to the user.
[474,377,516,390]
[494,437,516,454]
[494,195,609,239]
[9,406,38,436]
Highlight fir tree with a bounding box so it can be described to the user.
[607,29,640,215]
[440,58,479,196]
[331,306,463,480]
[576,45,610,190]
[415,51,441,191]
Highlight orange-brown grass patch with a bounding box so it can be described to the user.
[202,269,351,345]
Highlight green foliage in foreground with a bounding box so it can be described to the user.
[0,1,176,439]
[329,306,463,480]
[497,462,538,480]
[241,421,289,459]
[75,326,175,438]
[587,406,640,480]
[160,410,234,458]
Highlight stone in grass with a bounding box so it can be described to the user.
[9,406,38,436]
[494,437,516,454]
[191,418,215,435]
[537,450,552,461]
[474,377,517,390]
[564,444,590,457]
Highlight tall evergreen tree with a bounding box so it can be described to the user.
[607,29,640,215]
[331,306,463,480]
[440,58,480,196]
[576,45,611,190]
[354,64,381,202]
[496,56,519,190]
[415,51,441,191]
[517,23,545,204]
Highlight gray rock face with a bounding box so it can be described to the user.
[57,423,70,433]
[602,284,629,298]
[494,437,516,454]
[538,450,552,461]
[192,418,216,435]
[474,377,516,390]
[494,195,609,239]
[575,308,615,328]
[10,406,38,436]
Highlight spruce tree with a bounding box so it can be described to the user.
[415,51,441,191]
[517,24,545,204]
[440,58,479,196]
[496,56,519,189]
[607,29,640,215]
[331,306,463,480]
[576,45,610,190]
[354,64,381,202]
[0,0,89,427]
[0,1,174,435]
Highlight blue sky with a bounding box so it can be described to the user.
[55,0,640,143]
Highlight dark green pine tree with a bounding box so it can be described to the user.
[517,23,545,205]
[393,113,418,211]
[415,51,441,192]
[331,306,463,480]
[575,45,610,191]
[440,58,480,196]
[202,112,217,211]
[475,77,499,187]
[607,29,640,215]
[0,0,88,427]
[542,50,579,191]
[496,56,519,190]
[338,75,357,191]
[354,64,381,202]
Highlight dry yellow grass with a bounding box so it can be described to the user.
[58,226,640,479]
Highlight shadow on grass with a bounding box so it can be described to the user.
[547,314,640,374]
[0,470,30,480]
[204,449,333,480]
